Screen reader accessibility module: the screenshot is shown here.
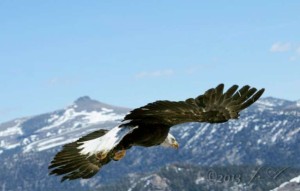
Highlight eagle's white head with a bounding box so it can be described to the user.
[160,133,179,149]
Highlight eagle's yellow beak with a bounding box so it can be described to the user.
[172,141,179,149]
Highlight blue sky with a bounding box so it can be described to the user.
[0,1,300,122]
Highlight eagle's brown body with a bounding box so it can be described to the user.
[116,124,170,150]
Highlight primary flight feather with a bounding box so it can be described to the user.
[49,84,265,181]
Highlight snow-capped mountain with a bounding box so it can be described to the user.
[0,96,299,191]
[0,96,129,154]
[271,175,300,191]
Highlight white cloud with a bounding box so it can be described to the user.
[135,69,174,78]
[270,42,291,52]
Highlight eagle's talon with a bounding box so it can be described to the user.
[96,152,107,160]
[113,149,126,161]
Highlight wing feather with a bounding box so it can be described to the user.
[123,84,265,126]
[240,88,265,110]
[49,132,107,182]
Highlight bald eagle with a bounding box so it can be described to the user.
[49,84,264,181]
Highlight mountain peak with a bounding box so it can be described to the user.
[72,96,130,113]
[74,96,93,104]
[73,96,111,110]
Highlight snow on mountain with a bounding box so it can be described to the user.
[0,120,23,137]
[256,97,288,107]
[255,97,299,112]
[271,175,300,191]
[297,100,300,107]
[0,96,129,154]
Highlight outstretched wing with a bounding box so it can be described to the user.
[49,130,110,181]
[49,126,135,181]
[123,84,264,126]
[49,130,109,182]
